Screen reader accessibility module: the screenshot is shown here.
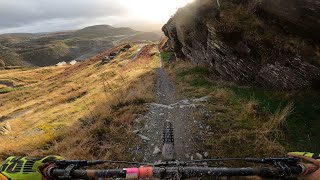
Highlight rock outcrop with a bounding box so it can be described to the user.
[162,0,320,89]
[260,0,320,41]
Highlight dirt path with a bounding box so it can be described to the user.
[134,50,209,163]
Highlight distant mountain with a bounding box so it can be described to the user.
[0,25,160,67]
[0,33,36,44]
[74,25,137,38]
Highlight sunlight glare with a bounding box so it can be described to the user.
[120,0,194,24]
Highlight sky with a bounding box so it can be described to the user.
[0,0,194,34]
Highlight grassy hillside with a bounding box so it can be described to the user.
[20,41,71,66]
[161,50,320,158]
[0,25,161,67]
[0,45,31,67]
[0,44,159,160]
[0,33,36,44]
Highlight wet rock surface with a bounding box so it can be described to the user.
[162,0,320,90]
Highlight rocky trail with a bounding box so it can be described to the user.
[133,52,209,163]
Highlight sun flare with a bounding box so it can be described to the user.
[120,0,194,24]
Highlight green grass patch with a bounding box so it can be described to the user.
[188,78,213,88]
[177,66,210,77]
[232,87,284,114]
[0,87,15,94]
[231,86,320,151]
[160,51,173,62]
[177,67,214,88]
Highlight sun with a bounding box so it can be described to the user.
[120,0,194,24]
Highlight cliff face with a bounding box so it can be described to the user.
[260,0,320,41]
[162,0,320,89]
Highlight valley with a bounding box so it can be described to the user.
[0,25,160,67]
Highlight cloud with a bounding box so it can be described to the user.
[0,0,192,33]
[0,0,127,33]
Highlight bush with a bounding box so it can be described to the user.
[0,88,14,94]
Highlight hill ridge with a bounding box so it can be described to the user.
[0,25,160,67]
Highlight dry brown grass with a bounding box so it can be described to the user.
[0,43,159,161]
[242,100,258,117]
[204,91,293,158]
[262,103,293,137]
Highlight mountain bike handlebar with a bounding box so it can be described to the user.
[45,163,317,179]
[38,121,318,179]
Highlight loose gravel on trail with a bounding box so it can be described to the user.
[132,56,209,163]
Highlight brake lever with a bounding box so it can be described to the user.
[245,157,302,178]
[275,161,294,178]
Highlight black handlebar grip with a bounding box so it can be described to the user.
[49,168,127,179]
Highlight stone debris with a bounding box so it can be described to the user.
[206,125,211,131]
[148,96,209,110]
[192,96,210,103]
[204,152,209,158]
[148,103,174,109]
[196,153,203,160]
[138,134,151,141]
[179,104,197,109]
[153,146,161,155]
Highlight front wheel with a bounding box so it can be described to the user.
[162,120,175,161]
